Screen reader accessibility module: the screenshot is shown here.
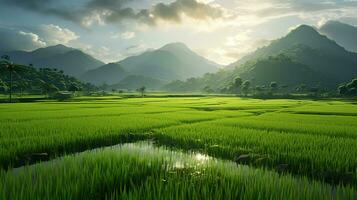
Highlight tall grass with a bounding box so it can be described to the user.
[1,143,355,200]
[1,97,357,187]
[154,122,357,185]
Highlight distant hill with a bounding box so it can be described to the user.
[237,54,330,86]
[118,43,219,81]
[83,43,220,88]
[81,63,128,85]
[281,44,357,82]
[1,45,104,76]
[159,43,219,76]
[118,49,185,81]
[163,54,331,92]
[319,21,357,53]
[111,75,166,90]
[165,25,357,92]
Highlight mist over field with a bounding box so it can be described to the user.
[1,0,357,199]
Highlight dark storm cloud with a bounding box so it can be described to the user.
[0,0,223,27]
[0,27,46,51]
[149,0,223,23]
[0,0,53,10]
[86,0,132,9]
[0,0,82,23]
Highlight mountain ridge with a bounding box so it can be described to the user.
[319,21,357,53]
[164,24,357,92]
[228,25,346,69]
[82,42,220,87]
[1,45,104,76]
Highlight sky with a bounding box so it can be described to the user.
[0,0,357,65]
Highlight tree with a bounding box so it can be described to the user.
[68,83,81,93]
[0,79,8,93]
[254,86,263,94]
[347,78,357,89]
[137,86,146,97]
[225,77,243,94]
[270,82,278,93]
[349,87,357,96]
[339,78,357,96]
[0,62,97,98]
[0,55,15,102]
[99,83,109,91]
[232,77,242,93]
[203,86,214,94]
[241,80,251,96]
[16,81,29,97]
[80,82,96,94]
[42,83,59,97]
[296,84,307,93]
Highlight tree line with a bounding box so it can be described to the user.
[0,55,97,102]
[202,76,355,98]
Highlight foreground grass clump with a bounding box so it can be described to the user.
[1,143,356,200]
[0,115,178,168]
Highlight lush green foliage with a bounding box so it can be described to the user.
[339,78,357,96]
[0,61,97,96]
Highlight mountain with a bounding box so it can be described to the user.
[230,25,357,82]
[1,45,104,76]
[319,21,357,53]
[81,63,128,85]
[118,49,185,81]
[237,54,330,86]
[159,43,219,76]
[111,75,166,90]
[281,44,357,82]
[164,53,330,92]
[228,25,346,68]
[118,43,219,81]
[165,25,357,92]
[83,43,220,88]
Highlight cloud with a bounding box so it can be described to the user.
[125,43,151,56]
[0,24,79,51]
[0,27,46,51]
[111,31,136,40]
[196,30,271,65]
[143,0,223,24]
[221,30,270,61]
[39,24,79,45]
[72,42,124,63]
[121,31,136,39]
[233,0,357,20]
[1,0,224,27]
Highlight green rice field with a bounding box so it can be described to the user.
[1,97,357,199]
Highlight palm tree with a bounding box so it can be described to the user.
[0,55,15,102]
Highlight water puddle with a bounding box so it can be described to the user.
[12,142,215,174]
